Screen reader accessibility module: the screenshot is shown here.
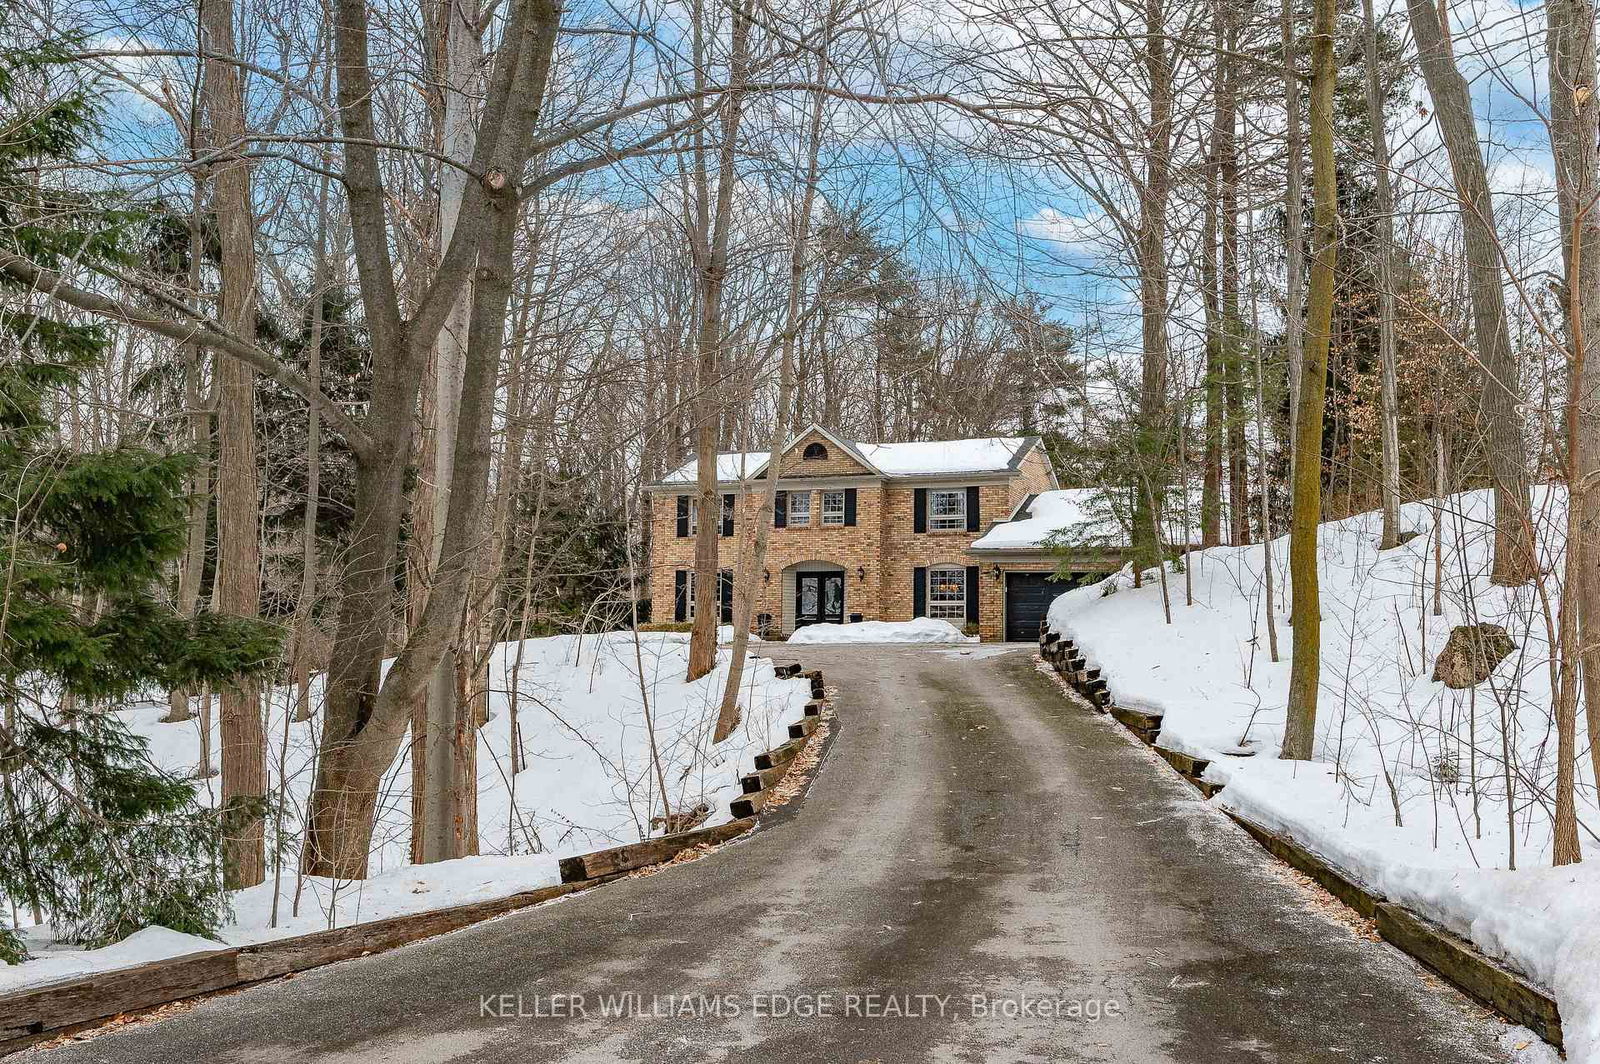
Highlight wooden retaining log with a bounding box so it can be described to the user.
[729,790,768,819]
[1108,705,1158,742]
[754,735,808,772]
[1156,747,1210,779]
[1374,904,1563,1050]
[788,716,819,740]
[740,759,795,795]
[0,877,604,1052]
[773,663,804,678]
[558,818,757,883]
[804,700,824,716]
[1224,813,1380,918]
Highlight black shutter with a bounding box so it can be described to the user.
[965,565,980,625]
[675,495,689,538]
[913,566,927,617]
[843,488,857,526]
[913,488,928,533]
[721,494,735,537]
[773,491,787,528]
[719,569,734,623]
[674,570,688,622]
[966,486,981,532]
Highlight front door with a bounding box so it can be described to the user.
[795,572,845,627]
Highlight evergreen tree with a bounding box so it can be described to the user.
[0,30,280,959]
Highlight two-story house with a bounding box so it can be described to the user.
[646,425,1067,641]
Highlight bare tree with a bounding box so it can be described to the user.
[1283,0,1337,762]
[1406,0,1536,586]
[201,0,267,888]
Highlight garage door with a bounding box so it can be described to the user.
[1004,572,1058,642]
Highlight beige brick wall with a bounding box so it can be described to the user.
[1007,446,1058,511]
[774,429,874,478]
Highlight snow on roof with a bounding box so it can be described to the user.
[854,437,1030,476]
[657,432,1034,484]
[970,489,1122,550]
[658,451,770,484]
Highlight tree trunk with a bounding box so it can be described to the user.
[1282,0,1306,496]
[164,173,212,725]
[1546,0,1598,864]
[290,183,326,725]
[686,0,751,683]
[1130,0,1173,574]
[302,0,562,880]
[1217,9,1249,546]
[411,0,483,867]
[1283,0,1337,762]
[715,8,833,742]
[1407,0,1536,585]
[1201,39,1223,549]
[1363,0,1403,549]
[202,0,266,889]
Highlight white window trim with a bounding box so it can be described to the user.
[683,570,697,621]
[787,490,812,526]
[687,499,698,536]
[928,565,966,621]
[929,489,966,531]
[822,490,846,526]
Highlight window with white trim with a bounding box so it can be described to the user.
[928,565,966,620]
[683,570,697,620]
[929,489,966,531]
[788,490,812,526]
[721,494,734,530]
[822,490,846,526]
[686,499,698,535]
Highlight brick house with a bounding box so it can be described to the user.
[646,425,1084,641]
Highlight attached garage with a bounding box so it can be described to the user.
[1003,572,1058,642]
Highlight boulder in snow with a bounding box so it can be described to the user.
[1431,623,1516,689]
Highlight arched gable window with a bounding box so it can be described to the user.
[802,442,829,460]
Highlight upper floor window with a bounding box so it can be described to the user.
[822,490,846,525]
[928,565,966,620]
[803,442,829,460]
[686,498,699,535]
[788,490,812,526]
[929,489,967,531]
[721,494,734,530]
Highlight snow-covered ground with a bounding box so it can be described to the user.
[2,632,809,994]
[786,617,974,644]
[1047,487,1600,1062]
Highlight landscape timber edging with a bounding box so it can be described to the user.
[0,875,611,1055]
[731,667,833,820]
[0,663,839,1057]
[1035,628,1565,1053]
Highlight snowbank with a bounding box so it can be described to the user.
[1,632,809,993]
[786,618,974,644]
[1047,488,1600,1061]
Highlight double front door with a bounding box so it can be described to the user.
[795,571,845,627]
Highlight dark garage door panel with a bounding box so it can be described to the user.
[1004,573,1058,642]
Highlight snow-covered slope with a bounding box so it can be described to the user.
[2,632,808,993]
[1047,487,1600,1061]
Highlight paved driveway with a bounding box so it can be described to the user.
[40,645,1510,1063]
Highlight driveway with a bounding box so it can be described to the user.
[38,645,1511,1063]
